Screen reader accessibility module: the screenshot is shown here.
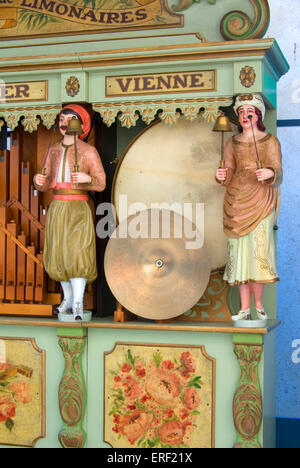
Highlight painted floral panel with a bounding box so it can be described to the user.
[0,338,45,447]
[104,343,215,448]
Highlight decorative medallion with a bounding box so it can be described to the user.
[65,76,80,98]
[239,66,256,88]
[104,342,215,448]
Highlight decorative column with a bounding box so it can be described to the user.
[57,328,87,448]
[232,334,263,449]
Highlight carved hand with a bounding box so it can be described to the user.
[35,174,47,186]
[71,172,92,184]
[255,168,274,182]
[216,168,227,181]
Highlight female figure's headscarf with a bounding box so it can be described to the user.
[234,94,266,120]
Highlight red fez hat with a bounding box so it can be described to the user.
[60,104,91,140]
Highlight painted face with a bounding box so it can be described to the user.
[237,105,258,129]
[59,112,82,136]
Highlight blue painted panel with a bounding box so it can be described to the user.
[276,126,300,418]
[276,418,300,448]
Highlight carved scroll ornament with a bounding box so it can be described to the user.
[220,1,270,41]
[58,334,87,449]
[233,344,263,448]
[171,0,270,41]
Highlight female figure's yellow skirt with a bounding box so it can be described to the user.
[223,211,279,285]
[43,200,97,283]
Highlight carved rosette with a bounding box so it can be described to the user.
[240,66,256,88]
[65,76,80,98]
[93,98,232,128]
[57,333,87,449]
[0,105,61,132]
[233,344,263,448]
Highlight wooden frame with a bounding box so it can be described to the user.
[105,69,217,97]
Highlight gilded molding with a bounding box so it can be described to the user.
[93,98,233,128]
[232,343,263,448]
[0,105,61,132]
[57,332,87,449]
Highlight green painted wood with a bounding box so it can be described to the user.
[232,341,263,448]
[57,328,87,448]
[0,322,278,448]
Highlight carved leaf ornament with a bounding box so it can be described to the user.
[171,0,270,41]
[93,98,233,128]
[233,344,263,449]
[220,0,270,41]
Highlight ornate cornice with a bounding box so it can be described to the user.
[0,99,232,132]
[93,97,233,128]
[0,39,283,74]
[0,105,61,132]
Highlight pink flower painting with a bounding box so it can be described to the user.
[0,360,33,433]
[107,347,207,448]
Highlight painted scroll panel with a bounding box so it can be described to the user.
[0,337,45,447]
[0,0,183,39]
[104,343,215,448]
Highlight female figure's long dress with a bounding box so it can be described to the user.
[221,134,283,285]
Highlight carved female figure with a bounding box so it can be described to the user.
[216,94,282,321]
[34,104,106,321]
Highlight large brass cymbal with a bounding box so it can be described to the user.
[104,209,211,320]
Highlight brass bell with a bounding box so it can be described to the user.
[213,113,232,183]
[66,116,83,136]
[212,113,232,133]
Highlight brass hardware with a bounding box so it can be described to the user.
[66,116,83,136]
[212,114,232,133]
[213,113,232,184]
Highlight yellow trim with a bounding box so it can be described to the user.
[0,44,271,73]
[226,277,279,286]
[0,316,280,335]
[0,36,273,51]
